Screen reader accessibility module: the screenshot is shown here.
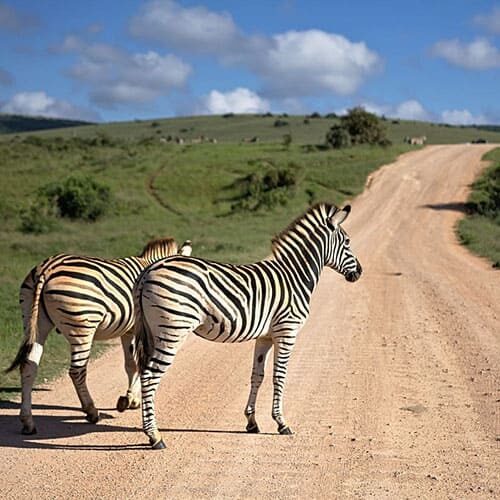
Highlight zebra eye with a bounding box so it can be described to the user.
[345,238,350,246]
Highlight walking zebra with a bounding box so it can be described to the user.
[134,203,362,449]
[6,237,192,435]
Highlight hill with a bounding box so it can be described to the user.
[3,113,500,145]
[1,112,499,398]
[0,113,92,135]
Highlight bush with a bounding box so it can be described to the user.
[465,164,500,219]
[340,107,387,145]
[40,175,111,221]
[19,201,58,234]
[230,164,299,212]
[325,125,352,149]
[274,119,289,128]
[325,107,389,149]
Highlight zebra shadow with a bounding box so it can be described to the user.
[160,427,275,436]
[0,401,272,451]
[0,400,144,451]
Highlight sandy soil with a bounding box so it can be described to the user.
[1,144,498,499]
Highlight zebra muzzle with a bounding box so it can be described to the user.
[345,261,362,282]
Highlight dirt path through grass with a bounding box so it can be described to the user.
[1,144,498,499]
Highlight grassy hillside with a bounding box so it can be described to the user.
[1,113,498,401]
[458,148,500,267]
[4,113,500,145]
[0,113,92,135]
[0,131,410,398]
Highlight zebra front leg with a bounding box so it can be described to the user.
[117,332,141,412]
[244,336,272,433]
[271,333,297,435]
[68,334,99,424]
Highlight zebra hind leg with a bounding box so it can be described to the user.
[244,336,272,433]
[117,332,141,412]
[140,327,191,449]
[68,333,99,424]
[18,312,53,435]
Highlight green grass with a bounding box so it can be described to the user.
[3,113,500,145]
[457,147,500,267]
[0,133,409,400]
[1,114,498,402]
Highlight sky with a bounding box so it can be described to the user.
[1,0,500,124]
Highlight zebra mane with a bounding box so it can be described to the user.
[271,202,339,254]
[139,237,178,260]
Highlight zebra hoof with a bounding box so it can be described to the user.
[150,438,166,450]
[116,396,129,412]
[21,425,37,435]
[85,412,100,424]
[278,425,293,435]
[128,399,140,410]
[246,423,260,433]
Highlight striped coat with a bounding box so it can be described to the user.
[134,203,362,449]
[7,237,192,435]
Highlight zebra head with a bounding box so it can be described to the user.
[325,205,362,282]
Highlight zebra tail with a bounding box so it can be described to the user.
[133,279,153,374]
[5,274,45,373]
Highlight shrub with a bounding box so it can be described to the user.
[325,107,389,148]
[325,124,352,149]
[230,164,299,212]
[340,107,387,145]
[465,164,500,219]
[41,175,111,221]
[274,119,289,128]
[19,201,58,234]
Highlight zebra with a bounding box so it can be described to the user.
[134,203,362,449]
[6,237,192,435]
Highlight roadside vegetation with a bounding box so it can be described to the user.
[1,111,499,399]
[458,148,500,267]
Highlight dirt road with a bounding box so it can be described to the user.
[1,145,498,499]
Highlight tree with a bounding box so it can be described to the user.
[340,107,388,145]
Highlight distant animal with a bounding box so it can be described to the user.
[241,136,259,143]
[410,135,426,145]
[6,238,192,435]
[134,203,362,449]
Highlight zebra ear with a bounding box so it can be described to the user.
[179,240,192,256]
[329,205,351,228]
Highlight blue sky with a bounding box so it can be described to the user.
[1,0,500,124]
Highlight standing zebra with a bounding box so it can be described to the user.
[134,203,362,449]
[6,237,192,435]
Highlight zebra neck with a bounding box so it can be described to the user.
[273,235,325,300]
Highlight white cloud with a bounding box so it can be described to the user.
[256,30,381,97]
[59,36,191,107]
[1,91,100,121]
[474,7,500,34]
[394,100,430,121]
[441,109,487,125]
[431,37,500,70]
[129,0,238,52]
[359,99,431,121]
[200,87,270,114]
[130,1,381,98]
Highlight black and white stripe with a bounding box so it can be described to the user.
[7,237,191,435]
[134,203,362,449]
